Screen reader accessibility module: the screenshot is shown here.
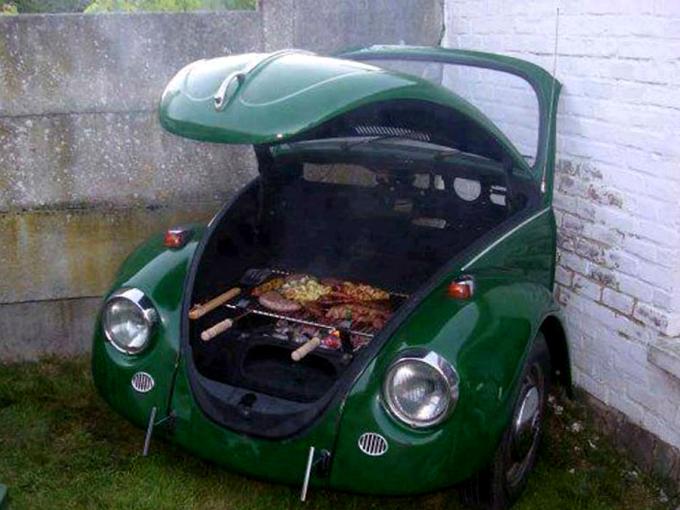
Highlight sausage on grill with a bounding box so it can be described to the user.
[258,291,301,313]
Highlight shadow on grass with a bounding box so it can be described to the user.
[0,357,675,509]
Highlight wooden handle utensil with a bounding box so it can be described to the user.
[189,287,241,320]
[200,308,251,341]
[201,318,235,341]
[291,337,321,362]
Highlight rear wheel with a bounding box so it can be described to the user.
[462,332,550,509]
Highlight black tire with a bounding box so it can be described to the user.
[461,332,551,510]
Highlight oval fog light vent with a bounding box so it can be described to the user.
[131,372,155,393]
[358,432,388,456]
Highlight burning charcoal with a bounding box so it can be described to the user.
[321,334,341,350]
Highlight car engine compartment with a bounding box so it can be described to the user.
[182,143,536,436]
[190,269,407,403]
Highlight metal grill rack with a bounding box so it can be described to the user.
[223,268,409,339]
[224,301,375,338]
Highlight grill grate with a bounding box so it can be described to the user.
[223,268,408,339]
[224,301,375,338]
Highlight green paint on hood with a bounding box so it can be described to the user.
[158,49,531,173]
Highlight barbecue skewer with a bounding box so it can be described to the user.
[189,287,241,320]
[291,337,321,362]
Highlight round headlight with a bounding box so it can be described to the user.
[102,288,157,354]
[382,350,459,428]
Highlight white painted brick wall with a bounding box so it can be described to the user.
[444,0,680,448]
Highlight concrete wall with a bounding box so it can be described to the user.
[443,0,680,464]
[0,0,444,361]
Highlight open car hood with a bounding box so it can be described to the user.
[159,49,531,172]
[160,47,562,197]
[338,46,562,192]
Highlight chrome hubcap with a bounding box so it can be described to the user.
[511,385,539,461]
[506,366,543,486]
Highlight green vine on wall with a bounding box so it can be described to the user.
[0,0,255,14]
[1,3,18,14]
[85,0,255,12]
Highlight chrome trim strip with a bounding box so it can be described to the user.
[214,49,314,111]
[461,207,551,271]
[213,71,244,111]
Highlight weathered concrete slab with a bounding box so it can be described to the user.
[0,11,263,117]
[293,0,443,52]
[0,202,222,304]
[0,3,443,119]
[0,112,256,211]
[0,297,101,361]
[0,2,445,360]
[261,0,294,51]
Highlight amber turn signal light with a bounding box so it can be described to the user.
[164,227,192,249]
[447,276,475,300]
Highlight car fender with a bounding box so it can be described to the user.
[328,273,557,494]
[91,226,204,428]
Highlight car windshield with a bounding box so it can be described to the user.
[368,59,541,166]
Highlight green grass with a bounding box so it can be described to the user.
[0,358,676,509]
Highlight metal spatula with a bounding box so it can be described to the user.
[239,268,273,287]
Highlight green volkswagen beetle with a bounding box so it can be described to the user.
[92,46,570,508]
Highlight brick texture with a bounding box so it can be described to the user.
[444,0,680,450]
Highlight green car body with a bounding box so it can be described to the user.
[92,46,570,496]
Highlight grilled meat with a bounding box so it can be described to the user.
[338,282,390,301]
[249,271,396,334]
[325,303,390,327]
[317,282,390,305]
[258,291,302,313]
[251,277,285,297]
[280,275,331,302]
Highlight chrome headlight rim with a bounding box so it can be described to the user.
[382,349,459,429]
[102,287,158,355]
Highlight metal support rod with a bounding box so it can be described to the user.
[142,406,158,457]
[224,302,373,338]
[300,446,315,502]
[0,483,8,510]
